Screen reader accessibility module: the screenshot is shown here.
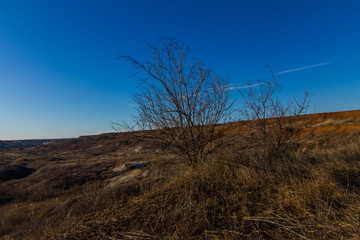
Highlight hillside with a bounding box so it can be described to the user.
[0,139,72,150]
[0,110,360,239]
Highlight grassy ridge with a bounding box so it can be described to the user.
[1,111,360,239]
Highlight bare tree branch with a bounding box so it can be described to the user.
[118,38,233,165]
[240,69,311,168]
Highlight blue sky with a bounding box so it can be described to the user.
[0,0,359,140]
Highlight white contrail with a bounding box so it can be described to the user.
[225,62,330,91]
[276,62,331,75]
[225,82,263,91]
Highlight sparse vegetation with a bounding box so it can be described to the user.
[0,112,360,239]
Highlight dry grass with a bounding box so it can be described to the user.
[34,135,360,240]
[1,113,360,239]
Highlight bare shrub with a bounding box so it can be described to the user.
[240,69,311,168]
[119,38,233,166]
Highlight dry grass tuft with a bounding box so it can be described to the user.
[45,136,360,239]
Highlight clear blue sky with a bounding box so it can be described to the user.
[0,0,359,140]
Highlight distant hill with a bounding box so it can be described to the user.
[0,138,72,150]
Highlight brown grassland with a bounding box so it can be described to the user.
[0,110,360,239]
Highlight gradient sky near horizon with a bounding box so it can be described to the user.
[0,0,359,140]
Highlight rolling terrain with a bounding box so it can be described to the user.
[1,110,360,239]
